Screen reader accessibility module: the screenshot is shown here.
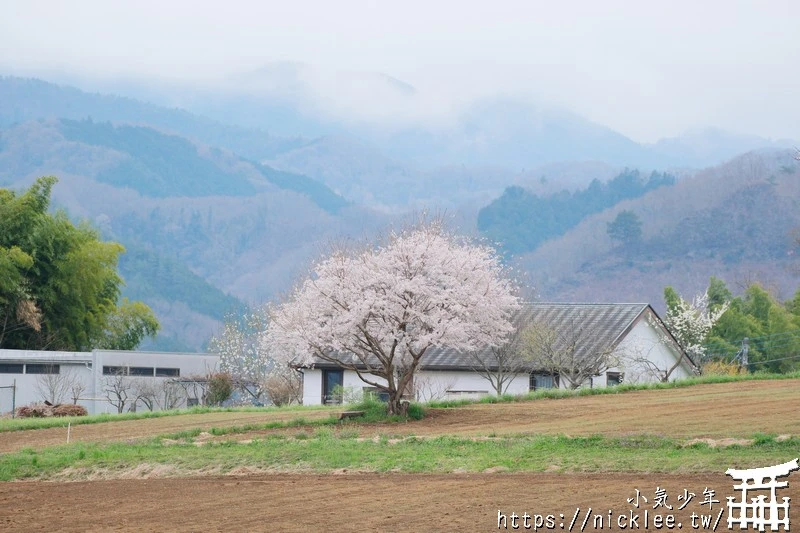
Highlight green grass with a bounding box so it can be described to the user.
[1,432,795,481]
[0,403,339,433]
[425,371,800,408]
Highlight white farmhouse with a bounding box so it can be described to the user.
[297,303,695,405]
[0,349,219,415]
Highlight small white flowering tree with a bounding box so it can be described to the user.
[264,219,520,415]
[208,306,301,406]
[632,288,729,382]
[664,289,729,363]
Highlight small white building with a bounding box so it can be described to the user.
[298,303,695,405]
[0,349,219,415]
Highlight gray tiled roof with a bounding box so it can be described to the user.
[309,302,654,371]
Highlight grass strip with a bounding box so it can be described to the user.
[1,433,796,481]
[0,403,340,433]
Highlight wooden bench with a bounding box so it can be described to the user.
[338,410,366,420]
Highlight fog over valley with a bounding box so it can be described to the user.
[1,0,798,350]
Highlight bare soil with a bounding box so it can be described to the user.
[0,409,332,454]
[0,472,793,532]
[1,380,799,531]
[2,379,798,454]
[211,379,800,443]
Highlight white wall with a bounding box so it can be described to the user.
[297,314,694,405]
[0,349,220,415]
[614,316,693,384]
[92,350,220,414]
[0,350,93,413]
[300,367,531,405]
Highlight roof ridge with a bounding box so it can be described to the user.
[521,302,649,306]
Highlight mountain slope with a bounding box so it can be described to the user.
[513,150,800,307]
[0,76,305,161]
[0,120,379,349]
[477,169,675,256]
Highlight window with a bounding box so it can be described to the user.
[0,364,23,374]
[606,372,623,387]
[187,398,199,407]
[103,366,127,376]
[156,367,180,377]
[129,367,154,377]
[25,364,60,374]
[530,373,559,391]
[444,390,489,400]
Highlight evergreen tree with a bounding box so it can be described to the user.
[0,177,159,350]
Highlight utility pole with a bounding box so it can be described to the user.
[740,337,749,368]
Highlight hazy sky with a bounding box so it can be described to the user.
[2,0,799,142]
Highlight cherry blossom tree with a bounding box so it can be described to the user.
[264,219,521,415]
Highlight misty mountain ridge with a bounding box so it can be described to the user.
[4,74,794,197]
[3,73,798,352]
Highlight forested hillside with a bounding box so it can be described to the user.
[0,119,379,350]
[512,150,800,308]
[478,169,675,255]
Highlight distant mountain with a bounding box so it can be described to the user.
[511,150,800,309]
[478,169,676,256]
[265,134,425,209]
[0,119,376,349]
[374,99,655,169]
[5,75,797,213]
[649,128,796,168]
[0,76,306,161]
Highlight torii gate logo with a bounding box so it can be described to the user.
[726,459,799,531]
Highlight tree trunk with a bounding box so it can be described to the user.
[387,390,408,416]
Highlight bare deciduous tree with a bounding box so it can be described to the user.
[157,380,183,410]
[521,319,617,389]
[412,375,457,402]
[103,369,133,413]
[69,373,86,405]
[263,370,303,406]
[175,374,209,407]
[470,324,530,395]
[132,378,159,412]
[35,365,84,405]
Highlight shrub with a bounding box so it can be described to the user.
[332,385,363,404]
[52,404,88,417]
[406,402,425,420]
[15,404,52,418]
[703,360,746,376]
[204,373,234,406]
[265,374,302,406]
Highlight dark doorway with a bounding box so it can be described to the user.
[322,369,344,404]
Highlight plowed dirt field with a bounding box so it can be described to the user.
[0,473,789,532]
[2,379,797,453]
[2,379,798,532]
